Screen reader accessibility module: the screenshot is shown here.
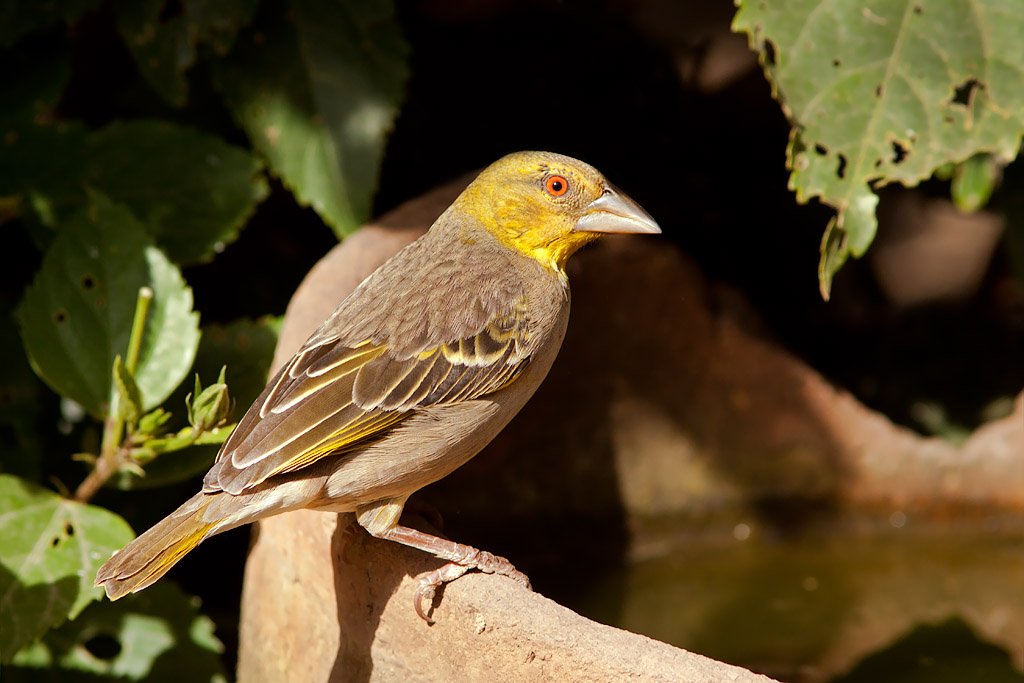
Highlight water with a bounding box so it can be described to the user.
[562,515,1024,682]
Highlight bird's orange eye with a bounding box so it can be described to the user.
[545,175,569,197]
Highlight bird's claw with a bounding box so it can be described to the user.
[414,562,470,623]
[466,550,532,590]
[412,560,532,623]
[505,567,531,591]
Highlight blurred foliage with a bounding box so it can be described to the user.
[0,0,406,678]
[212,0,408,237]
[7,582,227,682]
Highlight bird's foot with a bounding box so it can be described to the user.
[413,552,531,623]
[376,523,531,622]
[414,562,469,622]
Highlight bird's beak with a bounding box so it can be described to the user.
[574,184,661,235]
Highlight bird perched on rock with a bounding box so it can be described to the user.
[96,151,660,619]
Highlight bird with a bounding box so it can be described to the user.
[95,150,660,620]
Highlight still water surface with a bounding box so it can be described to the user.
[564,516,1024,682]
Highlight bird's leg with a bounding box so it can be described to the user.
[378,524,531,622]
[356,498,530,622]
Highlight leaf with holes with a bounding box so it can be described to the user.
[89,120,268,264]
[112,0,260,107]
[16,191,200,419]
[0,475,135,662]
[213,0,408,238]
[89,120,269,264]
[0,120,267,264]
[7,581,225,682]
[733,0,1024,298]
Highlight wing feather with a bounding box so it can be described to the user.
[306,341,381,377]
[429,362,476,404]
[377,350,442,410]
[205,298,536,495]
[261,411,408,477]
[448,344,516,403]
[235,396,355,467]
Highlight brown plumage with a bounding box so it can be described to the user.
[95,151,660,618]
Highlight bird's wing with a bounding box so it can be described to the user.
[204,305,532,495]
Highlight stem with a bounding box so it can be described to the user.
[124,287,152,374]
[73,433,122,503]
[74,287,153,503]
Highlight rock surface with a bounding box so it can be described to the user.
[237,508,776,683]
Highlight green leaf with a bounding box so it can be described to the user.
[187,367,231,432]
[733,0,1024,298]
[133,420,233,454]
[0,122,90,231]
[8,581,226,682]
[818,216,850,293]
[130,421,236,468]
[113,0,194,107]
[0,0,102,48]
[0,120,267,264]
[113,355,144,425]
[113,0,261,107]
[16,191,200,419]
[951,153,1000,212]
[137,407,172,437]
[114,316,279,489]
[0,475,135,661]
[214,0,409,238]
[89,120,269,264]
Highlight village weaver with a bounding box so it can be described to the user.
[96,151,660,619]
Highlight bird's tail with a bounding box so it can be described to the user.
[95,492,217,600]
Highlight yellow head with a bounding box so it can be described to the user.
[453,151,661,272]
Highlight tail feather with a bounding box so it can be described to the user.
[95,492,217,600]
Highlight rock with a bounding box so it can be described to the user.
[238,508,775,683]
